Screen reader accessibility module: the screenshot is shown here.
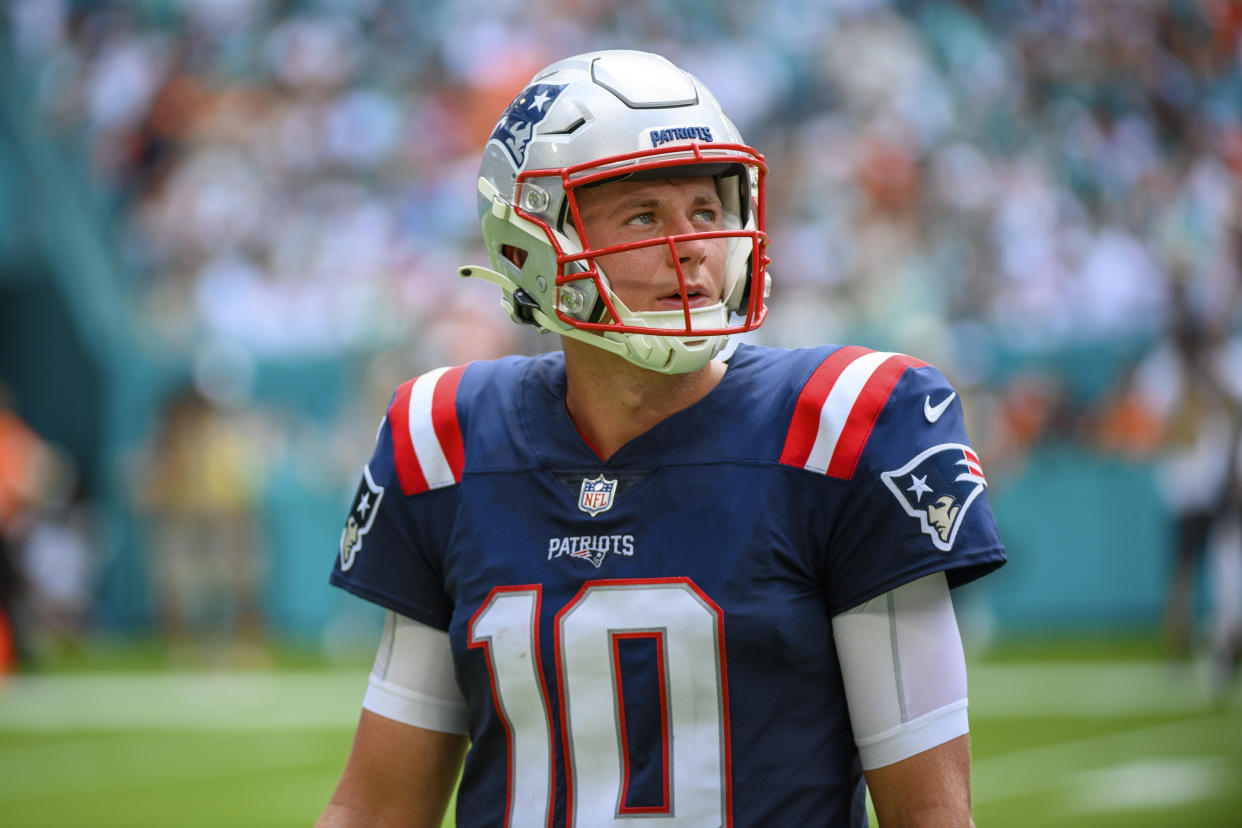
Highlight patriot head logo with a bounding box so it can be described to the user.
[570,544,610,568]
[881,443,987,552]
[489,83,567,168]
[578,474,618,516]
[340,464,383,571]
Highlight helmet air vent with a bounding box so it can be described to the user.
[543,117,587,136]
[591,53,698,109]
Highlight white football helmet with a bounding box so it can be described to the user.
[459,50,770,374]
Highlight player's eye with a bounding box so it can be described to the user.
[624,212,655,226]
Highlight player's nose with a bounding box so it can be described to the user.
[666,216,709,268]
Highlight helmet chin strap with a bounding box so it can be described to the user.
[601,293,731,373]
[459,264,728,374]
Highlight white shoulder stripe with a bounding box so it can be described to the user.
[407,366,456,489]
[804,350,897,474]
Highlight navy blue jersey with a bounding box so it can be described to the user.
[330,343,1005,828]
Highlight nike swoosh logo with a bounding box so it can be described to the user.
[924,392,956,424]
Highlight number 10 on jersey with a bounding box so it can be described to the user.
[468,578,733,827]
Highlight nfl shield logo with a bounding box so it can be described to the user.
[578,474,618,516]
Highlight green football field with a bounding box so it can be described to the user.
[0,637,1238,827]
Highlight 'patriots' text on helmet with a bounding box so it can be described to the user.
[459,50,770,374]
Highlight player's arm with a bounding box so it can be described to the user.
[318,711,467,828]
[864,733,972,827]
[831,571,974,827]
[318,611,470,827]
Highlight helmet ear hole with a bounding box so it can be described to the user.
[501,244,529,268]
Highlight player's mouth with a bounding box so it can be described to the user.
[657,287,713,309]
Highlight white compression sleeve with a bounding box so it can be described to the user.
[831,571,969,770]
[362,611,470,734]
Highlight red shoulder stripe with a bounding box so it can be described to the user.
[779,345,872,470]
[388,378,429,495]
[780,348,927,480]
[431,364,467,484]
[387,365,469,495]
[826,354,927,479]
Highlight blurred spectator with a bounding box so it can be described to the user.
[1126,283,1242,689]
[0,385,71,672]
[981,368,1078,480]
[136,387,268,658]
[16,481,94,660]
[0,555,14,674]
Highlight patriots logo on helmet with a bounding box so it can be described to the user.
[340,464,383,571]
[490,83,567,168]
[881,443,987,552]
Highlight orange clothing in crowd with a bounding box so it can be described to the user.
[0,609,15,674]
[0,408,49,531]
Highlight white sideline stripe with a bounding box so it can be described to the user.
[1064,756,1237,814]
[408,367,455,489]
[0,671,365,731]
[804,350,894,474]
[972,713,1241,806]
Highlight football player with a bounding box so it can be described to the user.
[320,50,1005,827]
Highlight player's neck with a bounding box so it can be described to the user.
[561,338,726,460]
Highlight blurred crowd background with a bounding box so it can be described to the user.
[1,0,1240,681]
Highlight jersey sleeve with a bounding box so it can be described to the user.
[780,346,1006,614]
[329,366,469,630]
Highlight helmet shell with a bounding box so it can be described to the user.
[470,50,769,373]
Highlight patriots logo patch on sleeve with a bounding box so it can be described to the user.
[490,83,568,168]
[881,443,987,552]
[340,464,383,571]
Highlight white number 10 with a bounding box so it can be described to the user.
[468,578,732,827]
